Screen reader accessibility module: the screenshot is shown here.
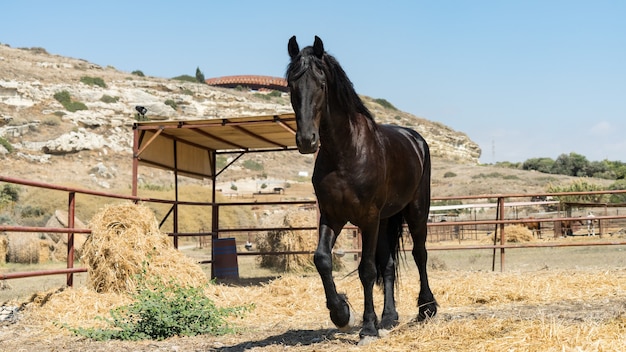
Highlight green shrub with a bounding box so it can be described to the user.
[65,101,88,112]
[80,76,107,88]
[164,99,177,110]
[0,137,13,153]
[100,95,119,103]
[0,184,19,203]
[243,160,263,171]
[63,274,251,340]
[608,180,626,204]
[547,180,607,204]
[53,91,71,104]
[131,70,145,77]
[19,205,45,218]
[171,75,197,83]
[373,98,397,110]
[24,47,48,55]
[443,171,457,178]
[0,213,14,225]
[53,91,88,112]
[253,93,271,101]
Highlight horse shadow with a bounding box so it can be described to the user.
[212,328,354,351]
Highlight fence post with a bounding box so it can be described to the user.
[66,191,76,287]
[211,203,220,279]
[498,197,506,272]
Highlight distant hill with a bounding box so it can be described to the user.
[0,43,483,191]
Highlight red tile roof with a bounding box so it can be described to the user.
[205,75,288,92]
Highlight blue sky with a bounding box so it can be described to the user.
[2,1,625,163]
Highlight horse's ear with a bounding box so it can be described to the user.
[288,36,300,59]
[313,36,324,58]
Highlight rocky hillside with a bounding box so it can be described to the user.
[0,44,481,190]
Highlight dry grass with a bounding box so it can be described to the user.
[1,267,624,351]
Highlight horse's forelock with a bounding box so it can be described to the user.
[287,47,324,81]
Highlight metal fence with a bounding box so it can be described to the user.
[2,175,626,287]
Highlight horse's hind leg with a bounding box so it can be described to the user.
[376,216,400,330]
[404,203,438,321]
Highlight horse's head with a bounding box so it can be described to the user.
[287,35,326,154]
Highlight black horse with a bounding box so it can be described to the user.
[286,36,437,344]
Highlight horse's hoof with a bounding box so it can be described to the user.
[358,335,378,346]
[417,306,437,322]
[417,299,439,322]
[336,309,355,332]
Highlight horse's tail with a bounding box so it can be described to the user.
[376,212,404,286]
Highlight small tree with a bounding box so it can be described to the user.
[195,67,206,84]
[522,157,554,174]
[551,152,589,177]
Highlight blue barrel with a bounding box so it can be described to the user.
[212,238,239,279]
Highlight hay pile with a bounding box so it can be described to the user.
[82,202,207,293]
[256,209,344,272]
[4,232,51,264]
[0,211,89,265]
[488,225,534,243]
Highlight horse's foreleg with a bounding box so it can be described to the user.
[314,222,354,330]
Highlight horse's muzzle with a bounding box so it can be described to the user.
[296,133,319,154]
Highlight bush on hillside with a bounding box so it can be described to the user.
[53,90,88,112]
[80,76,107,88]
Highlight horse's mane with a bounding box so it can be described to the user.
[287,47,374,122]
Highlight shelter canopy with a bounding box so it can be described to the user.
[132,113,297,179]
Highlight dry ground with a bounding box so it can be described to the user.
[1,244,626,351]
